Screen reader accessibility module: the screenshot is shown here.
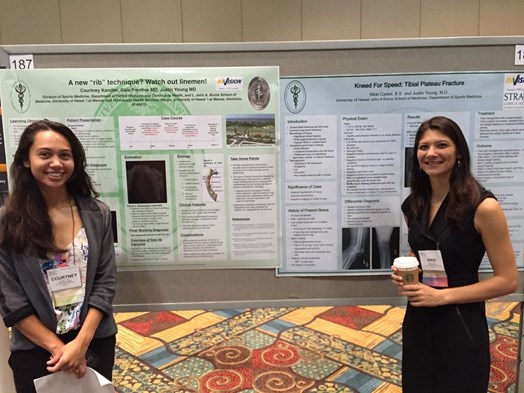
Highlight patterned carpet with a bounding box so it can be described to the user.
[112,302,521,393]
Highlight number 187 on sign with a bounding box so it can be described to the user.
[9,54,34,70]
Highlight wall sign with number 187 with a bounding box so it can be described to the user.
[9,54,34,69]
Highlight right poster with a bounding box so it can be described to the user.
[279,72,524,275]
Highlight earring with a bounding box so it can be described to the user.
[457,159,462,168]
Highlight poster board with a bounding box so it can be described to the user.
[0,67,280,270]
[278,72,524,275]
[0,37,523,308]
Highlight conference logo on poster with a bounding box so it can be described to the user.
[216,76,244,91]
[503,73,524,109]
[9,79,31,113]
[284,80,306,114]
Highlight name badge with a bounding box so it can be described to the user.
[418,250,448,287]
[46,266,83,307]
[47,266,81,291]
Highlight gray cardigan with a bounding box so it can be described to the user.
[0,197,117,351]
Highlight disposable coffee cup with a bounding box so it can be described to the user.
[393,256,419,284]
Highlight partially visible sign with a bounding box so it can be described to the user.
[515,45,524,65]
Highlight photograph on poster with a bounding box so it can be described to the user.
[126,160,167,204]
[110,210,118,243]
[226,114,276,147]
[341,227,370,270]
[341,226,400,271]
[404,147,414,188]
[372,226,400,270]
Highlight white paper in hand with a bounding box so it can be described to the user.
[34,367,114,393]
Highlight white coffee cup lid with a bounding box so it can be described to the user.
[393,256,419,268]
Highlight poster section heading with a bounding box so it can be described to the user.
[0,67,280,269]
[279,72,524,275]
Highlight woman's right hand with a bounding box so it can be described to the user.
[47,339,87,378]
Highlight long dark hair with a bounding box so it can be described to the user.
[0,120,98,257]
[408,116,481,227]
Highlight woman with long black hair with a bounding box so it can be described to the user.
[392,116,517,392]
[0,120,117,392]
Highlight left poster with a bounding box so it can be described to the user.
[0,67,280,269]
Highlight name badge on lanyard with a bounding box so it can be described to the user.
[418,250,448,287]
[46,266,83,307]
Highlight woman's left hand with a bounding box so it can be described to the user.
[400,283,447,307]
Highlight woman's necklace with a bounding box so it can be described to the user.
[68,197,76,265]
